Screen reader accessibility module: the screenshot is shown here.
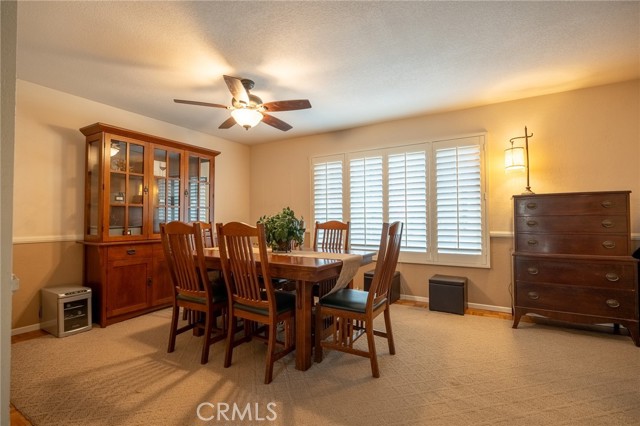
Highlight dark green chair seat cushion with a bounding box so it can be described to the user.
[177,278,227,305]
[234,291,295,317]
[318,289,386,313]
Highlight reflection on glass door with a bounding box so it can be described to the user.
[187,155,211,222]
[108,140,145,236]
[86,139,101,236]
[153,148,181,234]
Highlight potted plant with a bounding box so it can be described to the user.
[258,207,305,252]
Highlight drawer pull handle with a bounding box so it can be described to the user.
[602,240,616,249]
[527,239,538,246]
[601,219,614,228]
[126,249,136,255]
[527,292,539,300]
[526,220,538,227]
[527,267,539,275]
[525,202,537,210]
[605,272,620,282]
[601,200,613,208]
[606,299,620,308]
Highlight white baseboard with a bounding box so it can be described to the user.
[12,323,42,336]
[399,294,512,314]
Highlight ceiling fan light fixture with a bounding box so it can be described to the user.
[231,107,263,130]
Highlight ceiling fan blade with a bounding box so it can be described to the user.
[218,116,237,129]
[262,113,292,132]
[174,99,228,109]
[263,99,312,112]
[223,75,250,104]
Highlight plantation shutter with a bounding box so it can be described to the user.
[349,155,384,250]
[434,138,483,257]
[312,156,344,223]
[388,150,428,252]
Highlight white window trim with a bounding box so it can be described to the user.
[310,133,489,268]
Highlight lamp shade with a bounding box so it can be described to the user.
[231,108,263,129]
[504,146,525,170]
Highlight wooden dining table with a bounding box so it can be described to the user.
[203,248,374,371]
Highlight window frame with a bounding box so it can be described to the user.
[311,133,488,268]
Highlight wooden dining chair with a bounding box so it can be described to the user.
[314,221,403,378]
[216,221,296,384]
[161,221,227,364]
[197,221,217,248]
[182,221,220,320]
[313,220,350,253]
[313,220,351,297]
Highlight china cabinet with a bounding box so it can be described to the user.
[80,123,219,326]
[512,191,639,346]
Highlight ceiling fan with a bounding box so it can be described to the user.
[174,75,312,131]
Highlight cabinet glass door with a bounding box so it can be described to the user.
[187,155,212,222]
[109,140,145,237]
[86,138,101,237]
[153,148,182,234]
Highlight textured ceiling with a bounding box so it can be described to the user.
[16,1,640,145]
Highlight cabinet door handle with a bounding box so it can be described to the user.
[602,240,616,249]
[526,220,538,227]
[527,291,539,300]
[601,219,614,228]
[147,277,152,286]
[525,202,537,210]
[601,200,613,208]
[126,249,136,255]
[527,239,538,246]
[606,299,620,308]
[605,272,620,282]
[527,267,539,275]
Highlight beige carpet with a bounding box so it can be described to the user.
[11,305,640,426]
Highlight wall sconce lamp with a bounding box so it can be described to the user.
[505,126,534,194]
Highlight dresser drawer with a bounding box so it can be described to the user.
[515,234,629,256]
[515,215,628,235]
[515,282,637,319]
[107,244,153,261]
[515,192,629,216]
[515,257,637,290]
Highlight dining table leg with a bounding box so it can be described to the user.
[294,279,314,371]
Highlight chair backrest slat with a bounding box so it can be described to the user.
[313,220,350,252]
[367,222,403,308]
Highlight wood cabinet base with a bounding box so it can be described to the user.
[82,241,173,327]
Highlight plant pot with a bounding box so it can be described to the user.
[273,240,292,253]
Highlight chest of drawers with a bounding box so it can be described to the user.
[512,191,639,346]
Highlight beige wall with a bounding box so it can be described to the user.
[12,80,251,330]
[250,80,640,308]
